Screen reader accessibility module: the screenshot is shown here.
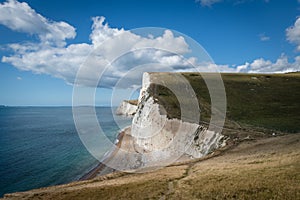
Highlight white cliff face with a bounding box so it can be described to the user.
[131,72,225,162]
[103,72,226,172]
[138,72,151,103]
[116,101,138,116]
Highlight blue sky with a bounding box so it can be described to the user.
[0,0,300,106]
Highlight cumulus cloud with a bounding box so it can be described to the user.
[234,55,300,73]
[196,53,300,74]
[286,17,300,51]
[0,0,76,47]
[193,55,300,74]
[90,16,124,46]
[1,0,299,90]
[0,1,194,88]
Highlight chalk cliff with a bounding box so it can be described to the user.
[116,100,138,116]
[130,72,226,163]
[107,72,226,172]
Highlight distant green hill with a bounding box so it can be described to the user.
[148,72,300,133]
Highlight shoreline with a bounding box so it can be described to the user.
[79,126,195,181]
[79,127,128,180]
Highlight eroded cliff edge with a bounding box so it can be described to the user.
[110,72,226,172]
[116,100,138,116]
[132,72,226,159]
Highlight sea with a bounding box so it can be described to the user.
[0,106,132,197]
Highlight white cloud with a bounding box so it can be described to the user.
[195,0,222,7]
[236,62,250,72]
[17,76,22,80]
[1,0,299,91]
[0,1,194,89]
[234,54,300,73]
[90,16,124,46]
[196,0,271,7]
[286,17,300,51]
[259,33,270,41]
[0,0,76,47]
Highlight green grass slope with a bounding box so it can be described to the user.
[148,72,300,133]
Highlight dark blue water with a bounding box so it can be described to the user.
[0,107,131,197]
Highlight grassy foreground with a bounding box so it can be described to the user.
[3,133,300,200]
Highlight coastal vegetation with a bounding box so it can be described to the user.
[3,133,300,199]
[149,72,300,133]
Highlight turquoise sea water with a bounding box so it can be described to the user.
[0,107,131,197]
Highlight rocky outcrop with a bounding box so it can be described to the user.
[105,72,226,171]
[130,72,225,162]
[116,100,138,116]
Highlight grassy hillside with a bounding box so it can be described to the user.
[148,72,300,133]
[3,134,300,200]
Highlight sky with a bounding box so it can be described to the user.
[0,0,300,106]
